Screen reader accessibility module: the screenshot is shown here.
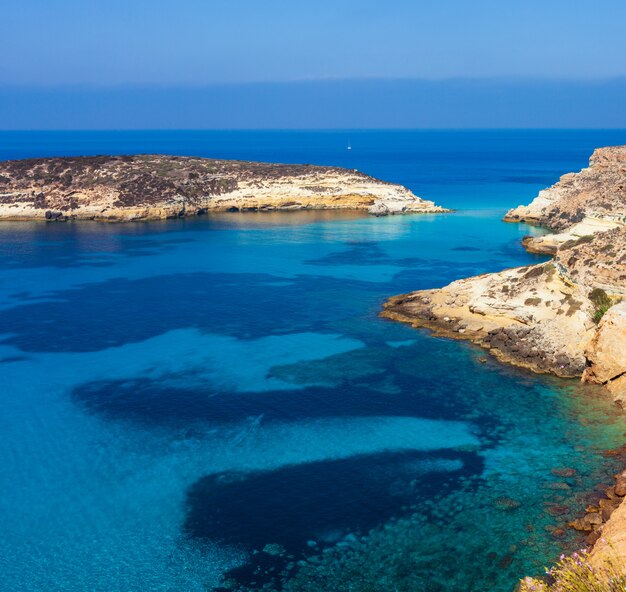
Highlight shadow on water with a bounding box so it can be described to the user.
[72,378,459,427]
[184,449,484,590]
[0,264,505,353]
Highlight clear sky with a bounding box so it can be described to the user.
[4,0,626,85]
[2,1,626,128]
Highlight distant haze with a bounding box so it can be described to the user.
[1,79,626,129]
[3,0,626,129]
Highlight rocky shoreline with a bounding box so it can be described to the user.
[504,145,626,250]
[382,145,626,581]
[383,145,626,399]
[0,155,449,221]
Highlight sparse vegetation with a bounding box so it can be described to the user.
[561,235,595,251]
[525,297,542,306]
[589,288,613,324]
[519,548,626,592]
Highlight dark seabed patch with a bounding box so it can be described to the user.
[184,450,483,589]
[501,175,558,184]
[0,355,29,363]
[0,272,362,352]
[0,221,196,269]
[304,240,516,274]
[305,240,390,266]
[71,373,464,429]
[0,259,515,353]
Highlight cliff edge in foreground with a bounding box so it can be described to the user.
[383,146,626,401]
[0,155,448,220]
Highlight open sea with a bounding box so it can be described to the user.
[2,129,626,592]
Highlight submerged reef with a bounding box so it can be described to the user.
[0,155,449,220]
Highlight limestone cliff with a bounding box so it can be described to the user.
[505,145,626,254]
[0,155,448,221]
[383,226,625,381]
[583,301,626,403]
[383,147,625,394]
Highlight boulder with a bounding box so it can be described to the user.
[615,471,626,497]
[569,512,602,531]
[583,302,626,402]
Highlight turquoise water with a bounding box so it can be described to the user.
[1,130,626,592]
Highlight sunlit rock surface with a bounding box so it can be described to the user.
[583,301,626,403]
[505,145,626,231]
[384,147,626,391]
[0,155,448,220]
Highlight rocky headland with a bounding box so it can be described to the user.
[0,155,448,221]
[382,145,626,582]
[505,145,626,255]
[383,145,626,399]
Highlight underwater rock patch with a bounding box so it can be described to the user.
[185,450,482,589]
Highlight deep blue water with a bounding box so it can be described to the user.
[1,130,626,592]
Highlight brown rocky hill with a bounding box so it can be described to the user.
[0,154,447,220]
[506,145,626,254]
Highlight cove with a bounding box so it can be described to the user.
[1,129,626,592]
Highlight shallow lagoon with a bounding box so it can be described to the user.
[1,130,626,591]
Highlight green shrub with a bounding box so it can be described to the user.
[589,288,611,308]
[589,288,613,324]
[593,304,612,324]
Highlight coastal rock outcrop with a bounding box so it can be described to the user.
[382,261,593,377]
[519,467,626,591]
[0,155,448,221]
[505,145,626,253]
[589,496,626,570]
[583,302,626,402]
[383,146,626,393]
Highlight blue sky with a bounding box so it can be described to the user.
[2,0,626,127]
[4,0,626,84]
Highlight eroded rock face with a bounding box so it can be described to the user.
[0,155,448,220]
[506,145,626,254]
[383,145,626,386]
[382,261,595,377]
[521,217,623,255]
[555,226,626,294]
[583,302,626,403]
[590,497,626,571]
[505,145,626,231]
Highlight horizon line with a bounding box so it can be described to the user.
[3,127,626,133]
[3,76,626,90]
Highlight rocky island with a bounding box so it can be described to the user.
[0,154,448,220]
